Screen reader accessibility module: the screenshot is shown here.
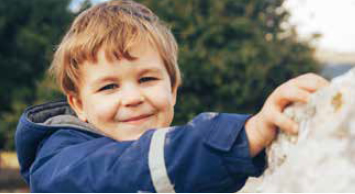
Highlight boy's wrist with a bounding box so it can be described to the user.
[245,114,273,157]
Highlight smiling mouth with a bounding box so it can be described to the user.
[121,114,154,124]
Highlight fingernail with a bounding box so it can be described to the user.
[293,124,299,134]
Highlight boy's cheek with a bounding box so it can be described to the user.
[85,97,118,120]
[149,86,176,104]
[151,93,175,111]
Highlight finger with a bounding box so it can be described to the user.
[292,73,329,92]
[273,87,312,109]
[272,110,299,135]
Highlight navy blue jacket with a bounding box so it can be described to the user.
[15,100,266,192]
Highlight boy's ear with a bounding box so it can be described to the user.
[171,85,178,106]
[67,94,87,122]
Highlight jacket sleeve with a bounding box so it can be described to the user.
[163,113,266,192]
[30,113,266,192]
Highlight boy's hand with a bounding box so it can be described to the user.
[245,73,329,157]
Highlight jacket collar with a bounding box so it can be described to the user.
[24,99,103,135]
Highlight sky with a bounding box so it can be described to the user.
[284,0,355,53]
[70,0,106,12]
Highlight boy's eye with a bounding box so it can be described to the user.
[99,84,119,91]
[139,77,158,83]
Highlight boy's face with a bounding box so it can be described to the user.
[68,41,177,141]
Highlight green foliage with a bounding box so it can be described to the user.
[0,76,64,150]
[0,0,319,150]
[0,0,73,111]
[0,0,74,150]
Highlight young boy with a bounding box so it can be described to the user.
[15,0,328,192]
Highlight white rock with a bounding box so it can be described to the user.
[259,67,355,192]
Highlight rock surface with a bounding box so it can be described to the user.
[258,67,355,192]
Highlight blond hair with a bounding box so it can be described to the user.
[49,0,181,95]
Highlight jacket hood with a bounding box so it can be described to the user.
[15,100,103,183]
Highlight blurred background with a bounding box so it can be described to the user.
[0,0,354,192]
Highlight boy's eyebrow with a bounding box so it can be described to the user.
[138,67,163,76]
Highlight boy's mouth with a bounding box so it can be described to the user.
[120,113,154,124]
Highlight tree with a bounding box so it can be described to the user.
[0,0,73,111]
[0,0,74,150]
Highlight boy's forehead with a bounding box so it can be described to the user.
[99,39,158,61]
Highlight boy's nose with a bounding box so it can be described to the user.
[120,86,144,107]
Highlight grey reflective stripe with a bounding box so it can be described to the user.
[148,128,176,193]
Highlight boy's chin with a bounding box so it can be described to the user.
[104,126,152,142]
